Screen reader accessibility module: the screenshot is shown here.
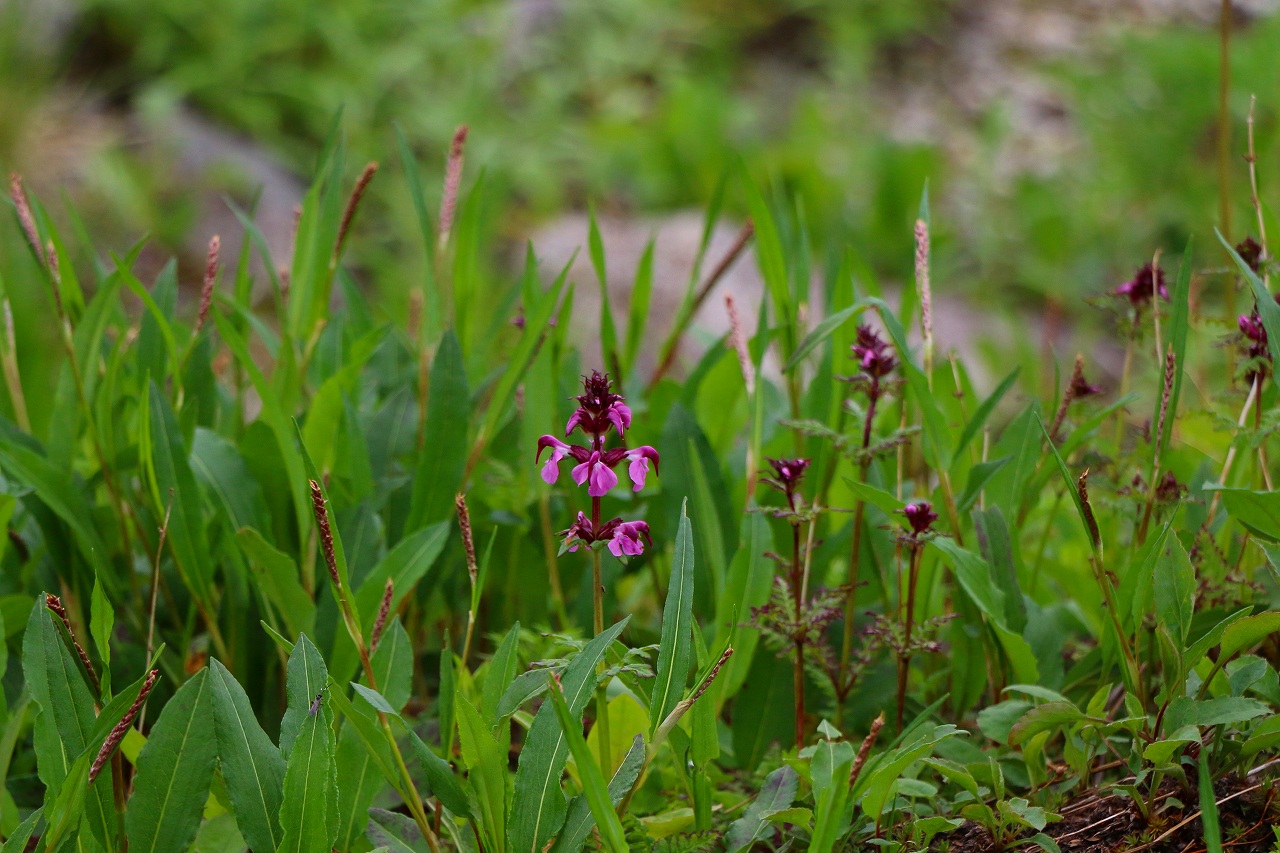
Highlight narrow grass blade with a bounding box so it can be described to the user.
[406,330,469,532]
[650,501,695,731]
[552,734,644,853]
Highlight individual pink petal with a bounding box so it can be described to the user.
[571,455,592,487]
[628,455,649,490]
[541,456,561,484]
[607,402,631,434]
[588,462,618,497]
[565,409,586,437]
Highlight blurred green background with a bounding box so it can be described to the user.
[2,0,1279,345]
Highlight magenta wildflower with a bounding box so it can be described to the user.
[900,502,938,537]
[1115,262,1168,307]
[851,325,897,379]
[762,457,810,511]
[608,520,652,557]
[538,371,659,560]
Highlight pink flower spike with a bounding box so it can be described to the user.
[625,446,660,491]
[607,402,632,435]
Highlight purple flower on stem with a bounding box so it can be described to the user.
[1115,262,1168,307]
[851,325,898,379]
[536,435,589,485]
[625,446,660,491]
[900,502,938,537]
[572,451,619,497]
[565,371,632,440]
[608,520,652,557]
[762,457,810,511]
[560,514,652,558]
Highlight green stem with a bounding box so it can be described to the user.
[591,531,612,775]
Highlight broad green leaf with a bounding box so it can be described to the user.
[726,765,799,853]
[930,537,1008,631]
[406,330,470,532]
[552,734,645,853]
[957,457,1011,516]
[456,695,508,853]
[842,478,906,516]
[208,659,285,853]
[508,617,630,853]
[1198,749,1223,853]
[236,527,316,638]
[1211,487,1280,541]
[1153,534,1194,645]
[651,502,695,732]
[482,623,522,724]
[731,651,794,772]
[716,511,774,698]
[1220,612,1280,663]
[89,575,112,695]
[278,632,338,852]
[22,600,97,798]
[546,677,628,853]
[1164,696,1270,732]
[854,725,964,820]
[1,806,41,853]
[280,635,330,758]
[331,522,450,685]
[367,807,431,853]
[126,668,217,853]
[1009,702,1084,746]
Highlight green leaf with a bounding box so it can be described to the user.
[954,367,1019,462]
[546,677,628,853]
[126,668,217,853]
[368,807,431,853]
[1164,697,1271,732]
[22,600,97,799]
[930,537,1009,631]
[957,457,1011,515]
[715,511,774,698]
[331,522,450,685]
[277,646,337,853]
[1198,749,1223,853]
[0,806,41,853]
[1210,487,1280,541]
[651,501,695,732]
[843,478,906,516]
[741,173,793,353]
[731,651,794,772]
[1220,612,1280,663]
[552,734,645,853]
[783,303,867,372]
[725,765,799,853]
[1009,702,1084,746]
[588,203,620,375]
[236,527,316,638]
[456,694,508,853]
[1036,414,1098,554]
[482,623,522,724]
[508,617,631,853]
[1153,534,1194,645]
[406,331,470,532]
[89,575,113,694]
[208,659,285,853]
[854,725,964,822]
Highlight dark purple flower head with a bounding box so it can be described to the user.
[566,371,632,441]
[1237,236,1264,274]
[900,502,938,536]
[762,457,810,510]
[1240,313,1267,344]
[1115,262,1168,307]
[1069,371,1102,399]
[851,325,898,380]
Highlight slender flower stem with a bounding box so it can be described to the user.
[538,494,570,630]
[791,521,805,748]
[895,542,924,732]
[591,496,612,775]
